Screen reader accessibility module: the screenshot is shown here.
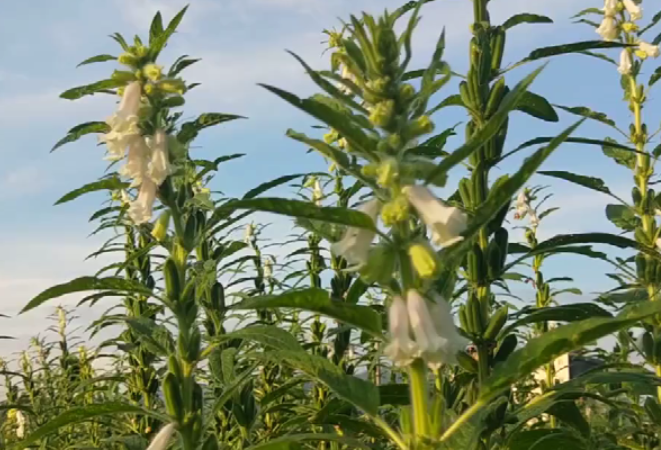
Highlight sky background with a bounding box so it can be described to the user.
[0,0,659,359]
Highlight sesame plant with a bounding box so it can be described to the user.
[4,1,661,450]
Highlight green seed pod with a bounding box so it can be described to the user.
[486,239,502,280]
[459,304,471,332]
[163,258,181,301]
[456,351,479,373]
[163,373,184,420]
[642,332,655,362]
[111,70,138,82]
[646,257,658,285]
[183,214,198,252]
[645,397,661,423]
[399,406,413,436]
[474,243,487,284]
[459,178,473,208]
[186,328,202,362]
[494,334,517,365]
[168,355,183,379]
[162,95,185,108]
[459,81,474,111]
[469,295,485,334]
[211,282,225,311]
[494,227,509,269]
[467,69,483,111]
[484,306,508,340]
[490,27,506,72]
[633,187,643,207]
[635,254,647,280]
[192,381,204,411]
[485,77,506,118]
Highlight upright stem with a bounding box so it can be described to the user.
[409,359,431,438]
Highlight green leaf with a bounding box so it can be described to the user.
[21,277,153,314]
[232,288,382,336]
[169,57,201,77]
[508,429,584,450]
[149,5,188,60]
[217,325,303,352]
[538,170,611,195]
[125,317,174,356]
[480,299,661,404]
[217,198,376,231]
[599,287,648,306]
[52,121,110,151]
[500,303,612,337]
[259,84,376,156]
[55,177,128,205]
[426,94,464,114]
[638,10,661,36]
[177,113,245,143]
[261,349,380,416]
[650,66,661,87]
[378,384,409,405]
[602,137,637,169]
[425,65,547,184]
[571,7,602,18]
[149,11,164,46]
[578,51,617,65]
[516,91,559,122]
[245,433,371,450]
[206,365,257,429]
[502,13,553,30]
[554,104,616,127]
[522,41,630,63]
[243,174,305,199]
[9,403,167,449]
[60,79,125,100]
[606,204,640,231]
[504,136,636,163]
[77,54,117,67]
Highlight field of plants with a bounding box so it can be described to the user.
[3,0,661,449]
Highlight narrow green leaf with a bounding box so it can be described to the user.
[500,304,612,337]
[502,13,553,30]
[480,299,661,402]
[638,10,661,36]
[52,121,110,151]
[177,113,245,143]
[55,177,128,205]
[523,41,630,63]
[516,91,559,122]
[650,66,661,87]
[232,288,382,336]
[149,11,164,46]
[245,433,371,450]
[554,104,616,127]
[606,204,640,231]
[243,174,305,199]
[503,136,636,163]
[149,5,188,60]
[571,7,602,18]
[9,403,167,449]
[538,170,611,195]
[217,325,303,352]
[602,137,637,169]
[22,277,153,314]
[77,54,117,67]
[217,198,377,231]
[60,79,125,100]
[425,65,546,183]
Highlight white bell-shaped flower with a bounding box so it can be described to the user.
[119,137,150,187]
[603,0,618,15]
[15,410,26,439]
[312,178,323,206]
[384,295,418,367]
[623,0,643,21]
[404,185,467,247]
[148,129,171,185]
[146,423,176,450]
[263,257,273,280]
[407,290,466,369]
[513,191,528,219]
[128,178,158,224]
[99,81,142,161]
[330,198,380,268]
[618,49,633,75]
[338,64,357,95]
[596,16,618,41]
[639,41,660,58]
[244,222,256,244]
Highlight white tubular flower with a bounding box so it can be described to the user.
[513,191,528,220]
[384,295,418,367]
[656,237,661,251]
[330,198,380,268]
[596,16,618,41]
[146,423,176,450]
[623,0,643,21]
[15,410,26,439]
[148,129,171,185]
[404,185,467,247]
[128,178,158,224]
[263,257,273,280]
[639,41,660,58]
[425,293,470,368]
[618,49,633,75]
[99,81,142,161]
[244,222,255,244]
[603,0,618,15]
[407,290,467,369]
[119,137,150,187]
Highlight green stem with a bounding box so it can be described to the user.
[409,358,431,439]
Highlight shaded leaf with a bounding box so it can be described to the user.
[60,79,124,100]
[77,54,117,67]
[55,177,128,205]
[606,204,640,231]
[177,113,245,143]
[516,91,558,122]
[52,121,110,151]
[503,13,553,30]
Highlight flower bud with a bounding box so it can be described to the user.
[323,130,339,144]
[135,45,149,58]
[144,83,156,95]
[143,63,163,81]
[369,100,395,128]
[405,115,435,138]
[111,70,137,82]
[381,195,409,226]
[387,134,402,150]
[621,22,638,33]
[361,163,378,178]
[399,83,416,101]
[376,158,399,187]
[158,79,187,95]
[118,52,138,66]
[408,242,440,279]
[151,210,171,242]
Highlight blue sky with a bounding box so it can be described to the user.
[0,0,659,355]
